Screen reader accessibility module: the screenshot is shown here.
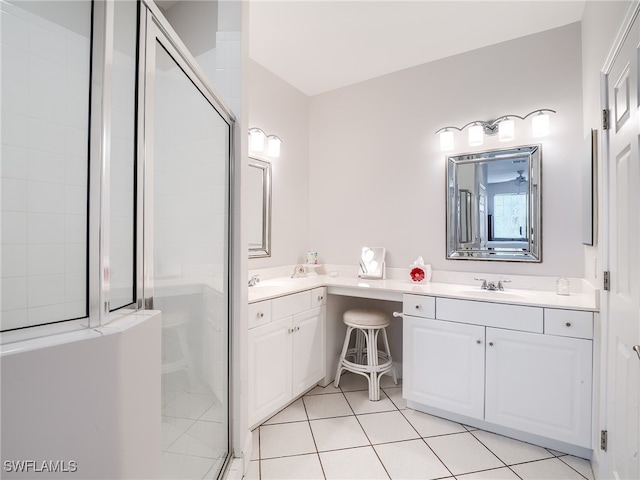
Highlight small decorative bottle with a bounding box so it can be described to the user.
[556,277,570,296]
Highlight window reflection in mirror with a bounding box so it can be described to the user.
[446,145,541,262]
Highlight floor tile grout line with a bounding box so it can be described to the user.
[340,382,395,479]
[395,401,463,478]
[301,394,328,480]
[161,416,200,453]
[467,428,513,470]
[418,436,457,479]
[557,455,593,480]
[467,427,588,479]
[400,404,488,478]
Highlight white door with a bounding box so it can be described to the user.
[605,10,640,479]
[292,307,325,397]
[402,317,485,419]
[248,317,292,427]
[485,328,592,448]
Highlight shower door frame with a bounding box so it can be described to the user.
[138,1,237,478]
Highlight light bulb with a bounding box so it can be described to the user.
[499,119,515,142]
[249,129,265,152]
[468,124,484,147]
[439,130,454,151]
[267,136,281,157]
[532,113,549,137]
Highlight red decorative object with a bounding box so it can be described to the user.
[410,267,425,282]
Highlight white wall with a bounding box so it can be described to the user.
[161,0,241,116]
[248,60,310,269]
[309,23,585,278]
[581,1,631,286]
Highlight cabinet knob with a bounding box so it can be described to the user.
[476,340,482,344]
[565,322,572,327]
[317,295,324,301]
[489,341,494,346]
[257,312,264,318]
[415,304,421,309]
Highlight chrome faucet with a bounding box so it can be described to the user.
[248,274,261,287]
[474,278,511,291]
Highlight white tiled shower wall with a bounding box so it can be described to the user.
[1,1,91,330]
[153,59,228,281]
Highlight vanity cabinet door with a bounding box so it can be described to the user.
[248,317,293,427]
[292,306,326,397]
[403,316,485,419]
[485,327,592,448]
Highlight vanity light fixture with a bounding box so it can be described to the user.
[267,135,282,157]
[249,128,266,152]
[249,127,282,157]
[531,111,550,137]
[435,109,556,151]
[498,118,515,142]
[439,129,455,151]
[468,123,484,147]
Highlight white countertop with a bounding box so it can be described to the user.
[248,275,599,311]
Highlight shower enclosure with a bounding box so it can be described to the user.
[0,1,236,478]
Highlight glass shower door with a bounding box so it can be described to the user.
[148,34,231,480]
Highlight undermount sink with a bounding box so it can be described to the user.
[455,289,529,300]
[251,280,291,288]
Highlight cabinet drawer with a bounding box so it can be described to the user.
[403,294,436,318]
[272,291,312,319]
[311,287,326,308]
[248,300,272,329]
[436,298,543,333]
[545,309,593,340]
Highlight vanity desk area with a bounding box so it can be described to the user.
[247,270,599,459]
[247,145,599,459]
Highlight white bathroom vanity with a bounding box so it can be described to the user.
[246,270,598,459]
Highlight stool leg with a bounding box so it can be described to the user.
[354,329,365,364]
[334,326,354,388]
[365,328,380,401]
[380,327,398,386]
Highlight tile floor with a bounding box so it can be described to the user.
[162,373,228,479]
[243,373,594,480]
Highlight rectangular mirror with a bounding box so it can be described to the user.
[358,247,386,279]
[248,158,271,258]
[446,145,542,262]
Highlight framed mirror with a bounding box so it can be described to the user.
[358,247,386,279]
[248,157,272,258]
[446,145,541,262]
